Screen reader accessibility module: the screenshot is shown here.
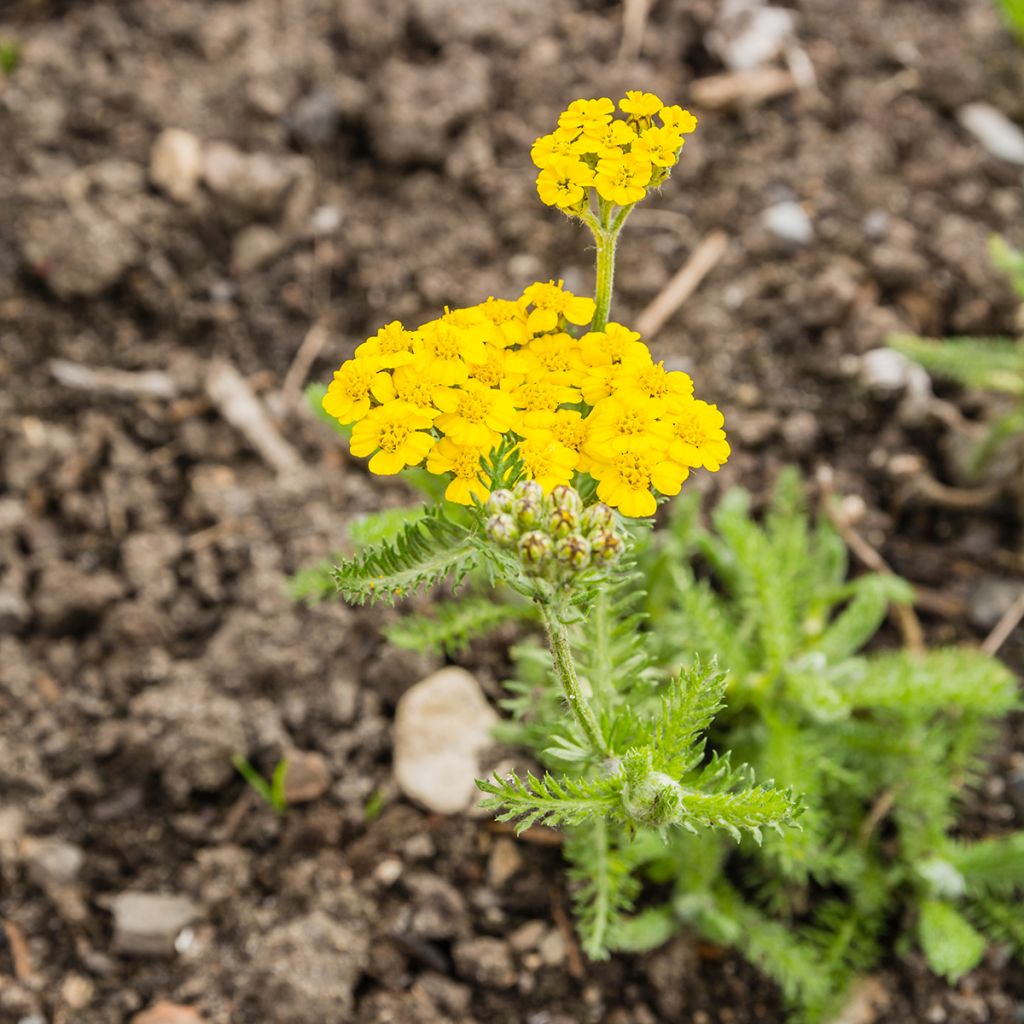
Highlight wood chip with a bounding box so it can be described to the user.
[282,320,329,401]
[2,918,36,985]
[691,67,796,110]
[205,358,304,476]
[49,359,177,400]
[635,230,729,338]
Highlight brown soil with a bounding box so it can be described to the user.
[1,1,1022,1022]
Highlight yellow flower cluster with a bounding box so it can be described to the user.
[533,91,697,212]
[323,282,729,517]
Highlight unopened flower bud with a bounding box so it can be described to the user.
[514,479,545,505]
[549,484,583,514]
[590,529,625,564]
[549,505,578,538]
[515,497,543,529]
[487,489,515,516]
[555,533,591,571]
[486,513,518,547]
[580,502,614,535]
[519,530,553,573]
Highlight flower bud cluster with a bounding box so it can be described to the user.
[485,481,625,581]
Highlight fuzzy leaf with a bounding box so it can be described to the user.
[889,334,1024,395]
[918,899,987,983]
[476,770,622,833]
[332,509,479,606]
[385,592,537,655]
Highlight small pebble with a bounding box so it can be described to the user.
[958,103,1024,166]
[111,893,199,957]
[761,201,814,246]
[150,129,204,203]
[131,1002,207,1024]
[282,751,330,804]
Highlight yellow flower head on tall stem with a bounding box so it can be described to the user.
[619,90,663,129]
[413,321,483,385]
[632,126,685,169]
[557,97,615,134]
[590,439,688,518]
[350,402,436,475]
[659,105,698,135]
[517,436,579,493]
[371,360,452,418]
[667,399,731,472]
[355,321,416,368]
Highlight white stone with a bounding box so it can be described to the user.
[958,103,1024,166]
[393,667,498,814]
[761,201,813,245]
[709,0,796,71]
[111,893,198,956]
[860,348,930,398]
[150,129,204,203]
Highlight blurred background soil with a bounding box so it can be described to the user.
[1,0,1023,1021]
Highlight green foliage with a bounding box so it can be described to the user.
[331,507,481,606]
[434,471,1021,1019]
[385,591,538,655]
[889,236,1024,474]
[232,754,288,814]
[0,40,20,76]
[996,0,1024,42]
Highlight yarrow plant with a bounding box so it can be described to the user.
[313,94,799,853]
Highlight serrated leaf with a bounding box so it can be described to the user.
[919,899,987,983]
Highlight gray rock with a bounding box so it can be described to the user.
[33,563,124,634]
[393,667,498,814]
[761,201,813,245]
[967,576,1024,632]
[245,911,369,1023]
[708,0,796,72]
[24,837,84,889]
[150,129,204,203]
[111,893,198,956]
[285,89,339,148]
[958,103,1024,166]
[202,142,310,219]
[860,348,932,400]
[452,937,516,989]
[20,205,138,299]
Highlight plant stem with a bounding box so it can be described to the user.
[588,203,634,332]
[541,601,608,757]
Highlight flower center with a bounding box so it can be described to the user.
[635,365,667,399]
[379,422,411,452]
[457,392,489,423]
[674,411,708,447]
[614,451,652,490]
[517,381,561,412]
[452,449,482,480]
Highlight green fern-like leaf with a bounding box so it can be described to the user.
[650,661,727,779]
[476,770,622,833]
[889,334,1024,396]
[385,592,537,655]
[332,509,479,606]
[918,899,987,983]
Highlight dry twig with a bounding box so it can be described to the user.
[49,359,177,400]
[635,230,729,338]
[2,918,36,985]
[618,0,651,62]
[691,68,796,110]
[282,320,329,401]
[206,359,304,476]
[981,592,1024,657]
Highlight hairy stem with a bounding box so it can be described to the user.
[541,601,608,757]
[588,203,635,332]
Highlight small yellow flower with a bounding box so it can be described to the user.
[583,396,673,460]
[659,105,698,134]
[521,281,596,333]
[576,118,636,158]
[594,152,653,206]
[520,408,591,464]
[632,126,684,169]
[322,355,381,425]
[590,440,688,518]
[616,360,694,409]
[667,399,731,471]
[557,97,615,134]
[426,438,490,505]
[511,378,582,429]
[467,344,528,391]
[355,321,416,368]
[517,436,579,493]
[434,381,518,449]
[536,156,595,210]
[619,90,663,125]
[350,402,435,475]
[414,321,486,385]
[531,129,581,168]
[520,332,580,380]
[371,360,452,417]
[478,297,531,348]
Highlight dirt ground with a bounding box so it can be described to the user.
[1,0,1023,1021]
